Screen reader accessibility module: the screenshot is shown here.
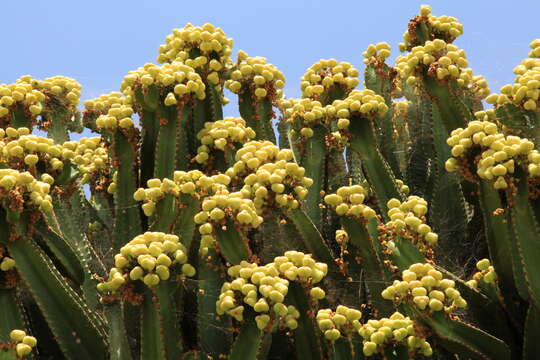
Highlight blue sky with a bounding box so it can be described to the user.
[2,1,539,122]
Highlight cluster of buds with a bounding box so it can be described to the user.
[133,171,231,217]
[0,76,45,120]
[217,251,327,330]
[195,117,256,164]
[362,43,391,64]
[399,5,463,51]
[486,52,540,111]
[8,330,37,358]
[239,157,313,212]
[226,52,285,101]
[84,92,130,115]
[95,104,136,131]
[0,168,53,213]
[316,305,362,341]
[466,259,497,289]
[34,75,82,109]
[157,23,233,70]
[445,120,537,189]
[0,128,64,173]
[195,189,262,254]
[98,232,195,293]
[324,185,377,221]
[64,137,110,185]
[381,263,467,312]
[385,196,438,247]
[121,62,206,104]
[396,39,468,86]
[300,59,359,99]
[359,312,432,357]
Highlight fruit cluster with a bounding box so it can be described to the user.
[64,137,109,185]
[121,62,206,103]
[329,89,389,126]
[399,5,463,51]
[316,305,362,341]
[239,157,313,212]
[0,76,45,120]
[217,252,328,330]
[529,39,540,58]
[0,168,53,213]
[300,59,359,99]
[445,120,538,188]
[195,117,255,164]
[97,232,195,293]
[281,98,327,138]
[95,104,136,131]
[396,39,469,86]
[0,128,66,174]
[486,55,540,110]
[381,263,467,312]
[466,259,497,289]
[84,92,130,114]
[385,196,438,246]
[362,43,391,63]
[226,52,285,100]
[0,248,15,272]
[324,185,377,221]
[195,189,262,254]
[133,171,231,216]
[8,330,37,358]
[157,23,233,69]
[359,312,433,357]
[462,70,491,99]
[35,75,82,109]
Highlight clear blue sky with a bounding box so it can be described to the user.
[2,1,539,122]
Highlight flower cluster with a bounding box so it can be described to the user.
[359,312,432,357]
[300,59,359,99]
[98,232,195,293]
[385,196,438,246]
[0,76,45,120]
[8,330,37,358]
[226,52,285,100]
[316,305,362,341]
[324,185,377,221]
[195,117,256,164]
[157,23,233,69]
[121,62,206,104]
[381,263,467,312]
[217,252,328,330]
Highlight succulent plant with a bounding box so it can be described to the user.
[1,5,539,360]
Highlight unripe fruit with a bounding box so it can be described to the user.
[16,343,32,357]
[324,328,341,341]
[10,330,26,342]
[22,335,37,347]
